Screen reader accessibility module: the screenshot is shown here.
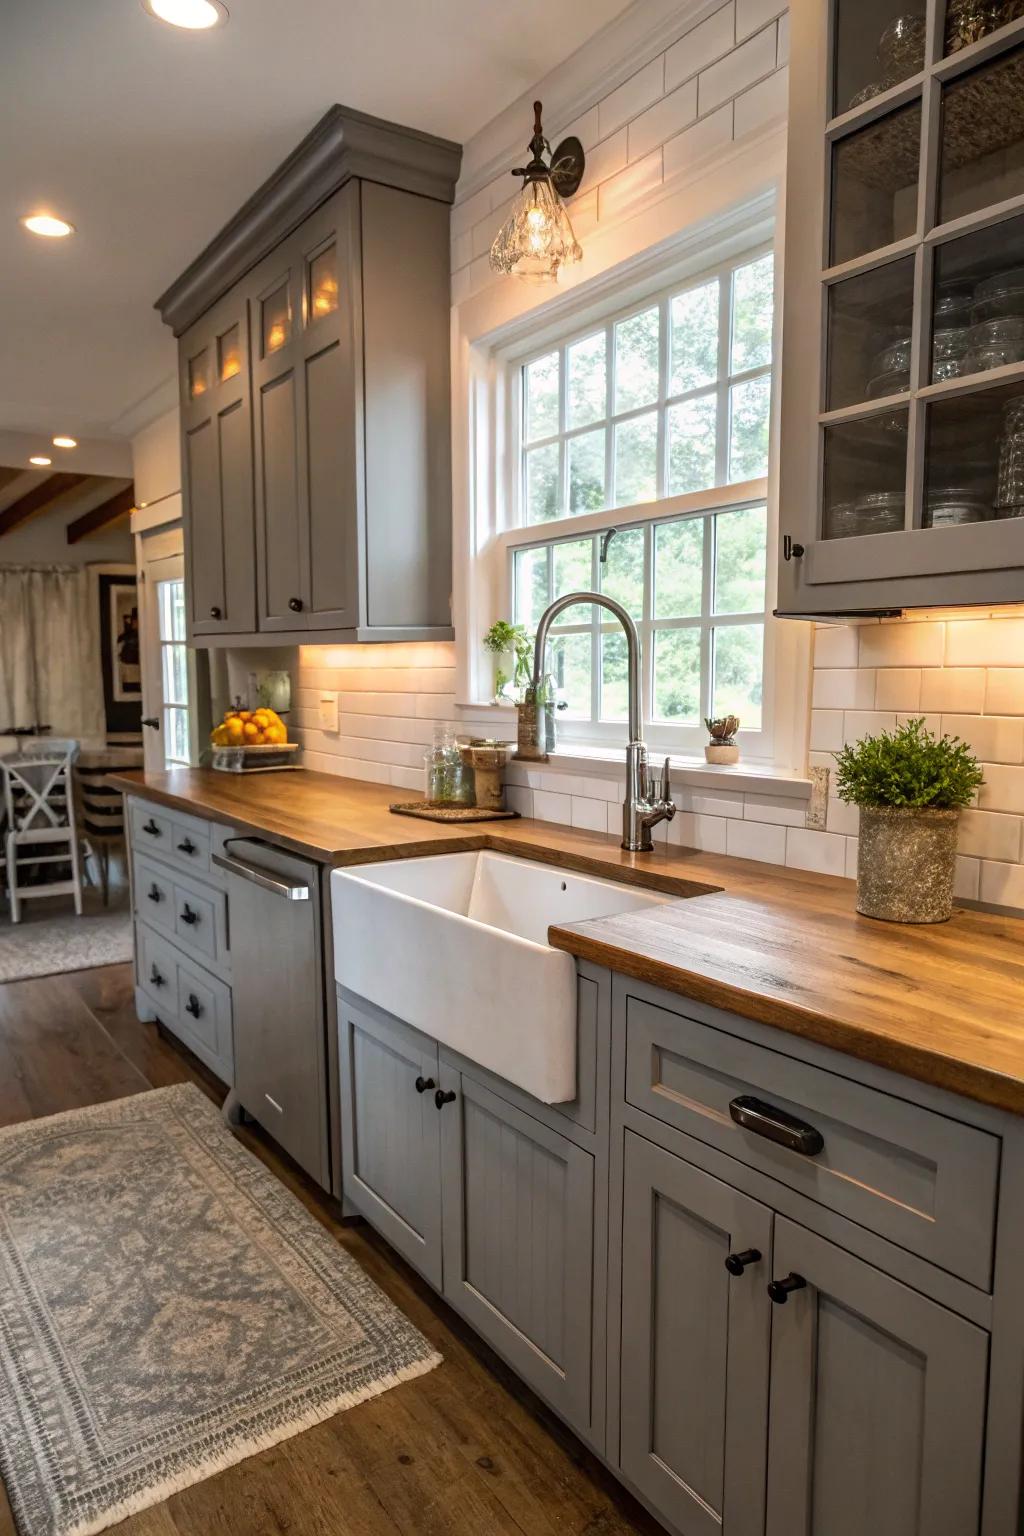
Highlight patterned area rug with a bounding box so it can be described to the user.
[0,885,133,983]
[0,1084,441,1536]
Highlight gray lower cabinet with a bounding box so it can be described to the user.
[765,1217,988,1536]
[619,1131,772,1536]
[439,1064,597,1437]
[338,996,443,1288]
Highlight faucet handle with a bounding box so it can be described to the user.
[660,756,672,805]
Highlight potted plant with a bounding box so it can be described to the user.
[834,717,983,924]
[705,715,740,765]
[483,621,533,703]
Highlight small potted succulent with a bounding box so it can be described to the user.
[834,717,983,924]
[705,715,740,765]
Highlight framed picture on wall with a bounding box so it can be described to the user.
[97,569,142,735]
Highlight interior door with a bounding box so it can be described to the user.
[618,1131,773,1536]
[765,1216,989,1536]
[139,532,203,773]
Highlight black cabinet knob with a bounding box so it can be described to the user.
[210,605,222,620]
[782,535,806,562]
[768,1273,807,1305]
[725,1248,762,1276]
[147,884,162,903]
[177,837,196,855]
[142,818,161,836]
[149,965,164,988]
[180,903,198,926]
[414,1075,436,1094]
[434,1088,457,1110]
[288,596,303,613]
[185,994,202,1019]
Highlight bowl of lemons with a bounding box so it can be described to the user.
[209,708,300,772]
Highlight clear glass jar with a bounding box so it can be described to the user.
[923,486,992,526]
[424,724,473,804]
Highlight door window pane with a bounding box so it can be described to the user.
[653,628,701,722]
[834,1,926,114]
[514,546,550,627]
[262,284,291,355]
[654,518,704,618]
[525,443,560,523]
[162,643,189,708]
[601,632,630,721]
[158,578,186,642]
[615,307,660,412]
[188,348,210,399]
[729,376,771,482]
[164,706,191,767]
[568,429,606,513]
[823,412,908,538]
[830,103,921,266]
[670,280,719,393]
[525,352,560,441]
[309,244,339,319]
[714,506,767,614]
[713,624,764,727]
[615,412,658,505]
[547,632,591,718]
[931,212,1024,385]
[567,332,607,427]
[599,526,645,620]
[668,395,717,495]
[731,256,774,373]
[827,257,915,409]
[939,45,1024,226]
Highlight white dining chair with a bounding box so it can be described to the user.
[1,740,84,923]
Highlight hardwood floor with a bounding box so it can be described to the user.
[0,964,652,1536]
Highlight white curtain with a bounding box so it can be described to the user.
[0,566,106,739]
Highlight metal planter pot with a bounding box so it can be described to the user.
[856,805,961,924]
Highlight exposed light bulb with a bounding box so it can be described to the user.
[143,0,228,29]
[21,214,74,239]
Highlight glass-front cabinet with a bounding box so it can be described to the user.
[779,0,1024,613]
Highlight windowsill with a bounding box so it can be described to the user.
[457,703,812,799]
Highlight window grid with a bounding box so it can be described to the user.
[157,578,191,769]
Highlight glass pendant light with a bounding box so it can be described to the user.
[489,102,586,282]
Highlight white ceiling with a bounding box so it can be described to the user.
[0,0,632,449]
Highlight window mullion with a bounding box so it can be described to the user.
[605,319,615,509]
[714,265,732,489]
[591,534,600,725]
[642,523,654,733]
[701,513,716,722]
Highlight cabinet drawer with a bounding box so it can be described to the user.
[133,855,176,937]
[172,875,226,969]
[137,923,179,1016]
[174,957,233,1083]
[168,811,212,875]
[623,993,1000,1290]
[129,797,215,879]
[130,799,173,855]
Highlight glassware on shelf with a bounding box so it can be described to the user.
[972,265,1024,320]
[964,315,1024,372]
[932,326,972,379]
[945,0,1006,52]
[867,367,911,396]
[938,44,1024,224]
[830,102,922,265]
[867,332,912,397]
[879,15,927,78]
[848,80,885,110]
[935,284,975,327]
[826,256,915,409]
[923,485,993,524]
[856,490,908,530]
[996,395,1024,511]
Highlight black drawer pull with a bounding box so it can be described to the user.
[177,837,196,855]
[149,965,165,988]
[415,1075,436,1094]
[768,1273,807,1305]
[147,884,162,903]
[142,818,161,836]
[434,1088,456,1110]
[185,993,202,1019]
[180,903,199,926]
[729,1095,824,1157]
[725,1248,762,1277]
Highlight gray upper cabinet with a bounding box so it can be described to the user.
[157,105,461,645]
[778,0,1024,616]
[179,287,256,637]
[619,1131,772,1536]
[765,1217,988,1536]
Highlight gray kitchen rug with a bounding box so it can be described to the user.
[0,901,133,983]
[0,1084,441,1536]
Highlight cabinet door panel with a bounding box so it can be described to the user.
[306,337,357,627]
[619,1131,772,1536]
[440,1067,595,1436]
[339,998,443,1289]
[255,368,304,628]
[766,1217,988,1536]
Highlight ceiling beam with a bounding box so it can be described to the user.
[0,467,22,497]
[0,473,91,538]
[65,484,136,545]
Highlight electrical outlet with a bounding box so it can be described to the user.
[318,691,339,732]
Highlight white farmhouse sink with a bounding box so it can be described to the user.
[331,850,671,1104]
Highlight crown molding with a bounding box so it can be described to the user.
[455,0,725,203]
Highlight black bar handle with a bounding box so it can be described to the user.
[725,1248,762,1276]
[185,994,202,1019]
[414,1075,436,1094]
[180,903,198,926]
[729,1095,824,1156]
[177,837,196,855]
[149,965,164,988]
[768,1273,807,1305]
[434,1088,457,1110]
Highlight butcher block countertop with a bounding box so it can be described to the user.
[113,767,1024,1117]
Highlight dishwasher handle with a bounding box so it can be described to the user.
[212,849,311,900]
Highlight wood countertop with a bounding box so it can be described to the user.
[113,767,1024,1117]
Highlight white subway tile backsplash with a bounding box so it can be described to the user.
[533,789,572,825]
[571,795,609,832]
[669,811,728,853]
[737,0,786,40]
[958,808,1022,862]
[812,668,876,710]
[743,792,807,826]
[942,714,1024,765]
[727,818,787,863]
[577,129,628,197]
[843,711,896,745]
[813,624,859,668]
[980,859,1024,909]
[978,764,1024,814]
[844,837,858,880]
[986,669,1024,715]
[665,4,736,92]
[733,65,789,137]
[920,668,986,714]
[777,10,790,62]
[785,827,847,877]
[505,785,534,818]
[874,668,922,712]
[809,709,844,752]
[859,622,946,668]
[628,79,698,162]
[598,57,665,138]
[662,104,734,179]
[598,150,664,219]
[698,25,777,115]
[826,797,860,837]
[945,617,1024,667]
[955,855,981,902]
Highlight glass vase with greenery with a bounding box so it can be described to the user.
[483,621,534,703]
[834,718,982,924]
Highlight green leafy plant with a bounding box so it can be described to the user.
[483,621,534,700]
[834,717,983,809]
[705,714,740,744]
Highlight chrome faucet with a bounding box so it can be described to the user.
[532,591,676,853]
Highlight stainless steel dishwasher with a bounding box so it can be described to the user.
[212,837,329,1187]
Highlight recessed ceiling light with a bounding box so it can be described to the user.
[143,0,228,29]
[29,455,52,467]
[52,435,77,449]
[21,213,75,239]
